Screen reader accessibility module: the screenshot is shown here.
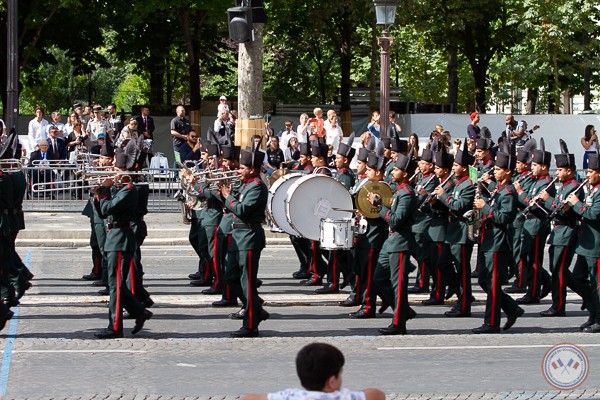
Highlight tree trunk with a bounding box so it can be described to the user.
[583,63,592,111]
[148,53,165,106]
[547,75,557,114]
[238,24,264,120]
[446,42,459,113]
[525,87,538,114]
[369,17,378,113]
[472,62,488,113]
[179,8,205,111]
[338,13,352,135]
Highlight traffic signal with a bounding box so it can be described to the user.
[227,6,253,43]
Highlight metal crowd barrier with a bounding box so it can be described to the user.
[23,164,181,213]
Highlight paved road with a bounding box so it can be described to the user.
[2,246,599,400]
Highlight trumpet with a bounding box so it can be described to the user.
[204,169,242,190]
[0,159,23,172]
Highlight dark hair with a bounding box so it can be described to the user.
[585,125,595,141]
[296,343,345,391]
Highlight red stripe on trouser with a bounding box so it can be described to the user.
[419,260,426,288]
[461,245,467,313]
[310,241,318,281]
[114,252,122,332]
[532,236,540,297]
[353,276,361,302]
[130,257,135,295]
[491,252,497,326]
[212,227,219,288]
[94,255,100,275]
[558,246,568,311]
[435,243,442,300]
[364,249,374,313]
[332,251,338,288]
[203,260,210,281]
[518,259,524,287]
[597,258,600,297]
[247,250,254,329]
[393,253,404,326]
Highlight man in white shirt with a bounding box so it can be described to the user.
[28,106,49,153]
[46,111,66,138]
[323,110,343,154]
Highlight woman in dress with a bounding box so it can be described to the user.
[581,124,598,169]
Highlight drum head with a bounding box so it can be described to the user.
[285,175,353,240]
[268,172,304,235]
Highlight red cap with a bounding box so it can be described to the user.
[470,112,478,121]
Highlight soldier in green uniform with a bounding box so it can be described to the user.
[474,138,495,183]
[505,141,536,293]
[434,140,476,317]
[317,135,356,294]
[538,140,591,317]
[213,145,242,308]
[409,146,438,294]
[93,152,152,339]
[0,161,16,327]
[420,149,455,305]
[220,146,269,337]
[472,144,525,333]
[374,151,418,335]
[290,143,313,280]
[349,148,390,318]
[514,138,555,304]
[567,152,600,332]
[339,146,371,307]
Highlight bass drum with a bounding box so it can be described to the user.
[267,172,304,236]
[285,174,353,241]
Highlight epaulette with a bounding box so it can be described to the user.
[253,178,262,185]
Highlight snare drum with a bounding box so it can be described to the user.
[320,218,354,250]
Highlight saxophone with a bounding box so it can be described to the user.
[466,178,482,241]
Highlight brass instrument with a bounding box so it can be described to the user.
[204,169,242,190]
[355,181,393,218]
[417,171,455,212]
[31,170,150,193]
[269,168,289,187]
[465,177,484,241]
[0,159,23,172]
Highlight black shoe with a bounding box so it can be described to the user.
[82,273,100,281]
[540,308,565,317]
[300,278,323,286]
[422,298,444,306]
[582,323,600,333]
[580,317,595,331]
[339,298,358,307]
[189,279,211,287]
[5,298,20,308]
[471,271,480,278]
[259,309,270,323]
[503,307,525,331]
[472,324,500,334]
[516,295,539,304]
[315,286,339,294]
[143,298,155,308]
[292,270,310,279]
[97,288,109,296]
[92,280,105,287]
[504,285,526,294]
[123,311,134,319]
[340,273,350,290]
[445,309,471,318]
[201,287,221,295]
[230,327,259,338]
[349,309,376,319]
[188,272,203,280]
[229,308,246,320]
[408,308,417,320]
[444,288,456,300]
[94,329,123,339]
[0,310,14,331]
[540,285,550,300]
[379,324,407,335]
[378,300,390,314]
[256,279,263,288]
[408,286,429,294]
[132,310,153,334]
[212,299,239,307]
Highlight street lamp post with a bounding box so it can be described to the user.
[373,0,399,139]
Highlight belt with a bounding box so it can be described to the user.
[107,221,133,229]
[232,222,263,230]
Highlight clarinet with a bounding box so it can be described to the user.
[517,176,558,222]
[547,178,589,220]
[417,171,455,212]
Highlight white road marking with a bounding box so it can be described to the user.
[176,363,197,367]
[378,344,600,351]
[3,350,147,353]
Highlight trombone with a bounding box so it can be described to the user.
[0,159,23,172]
[204,169,242,190]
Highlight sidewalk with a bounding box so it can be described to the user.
[16,212,291,247]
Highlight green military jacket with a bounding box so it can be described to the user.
[518,174,556,236]
[336,168,355,191]
[0,171,14,236]
[380,182,417,253]
[194,181,224,227]
[350,174,368,196]
[438,175,476,244]
[426,176,455,242]
[384,160,398,192]
[572,183,600,258]
[480,182,517,253]
[224,175,268,251]
[544,178,580,246]
[132,181,150,240]
[8,171,26,232]
[512,171,536,228]
[412,172,438,234]
[97,183,138,252]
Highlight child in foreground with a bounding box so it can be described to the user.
[241,343,386,400]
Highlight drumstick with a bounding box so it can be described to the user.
[332,207,358,212]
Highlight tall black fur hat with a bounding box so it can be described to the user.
[516,139,536,163]
[554,139,576,169]
[532,137,552,166]
[455,137,475,166]
[311,142,329,158]
[337,133,356,160]
[240,135,265,168]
